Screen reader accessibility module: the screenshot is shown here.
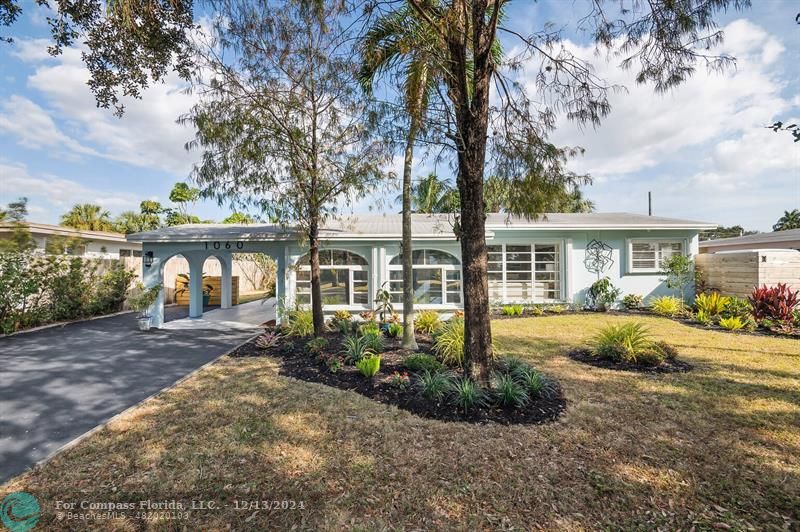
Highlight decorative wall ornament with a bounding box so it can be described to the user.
[584,239,614,277]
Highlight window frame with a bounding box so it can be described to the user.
[626,238,687,274]
[487,241,564,303]
[387,248,462,308]
[294,249,370,308]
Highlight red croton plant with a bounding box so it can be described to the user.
[749,283,799,327]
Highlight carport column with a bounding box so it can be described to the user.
[143,249,165,328]
[188,255,205,318]
[219,254,233,309]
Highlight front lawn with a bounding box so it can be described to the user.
[3,315,798,529]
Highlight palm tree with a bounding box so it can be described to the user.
[60,203,113,232]
[360,5,444,349]
[406,173,455,214]
[773,209,800,231]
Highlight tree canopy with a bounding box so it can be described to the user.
[774,210,800,232]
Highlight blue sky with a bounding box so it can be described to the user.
[0,1,797,231]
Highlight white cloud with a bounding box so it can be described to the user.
[6,41,200,175]
[0,95,99,158]
[525,18,800,230]
[0,162,141,222]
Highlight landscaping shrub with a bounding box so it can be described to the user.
[661,254,694,302]
[332,309,351,322]
[695,292,729,316]
[433,317,464,367]
[403,353,443,374]
[355,354,381,378]
[342,335,374,363]
[545,304,567,313]
[495,356,529,375]
[512,366,551,398]
[414,310,441,334]
[255,332,281,350]
[622,294,644,310]
[695,309,712,326]
[359,321,381,337]
[305,337,328,355]
[0,252,136,334]
[722,296,751,320]
[492,372,529,408]
[527,305,544,316]
[449,377,487,414]
[718,316,745,331]
[385,322,403,338]
[416,370,451,402]
[587,277,621,311]
[649,295,684,317]
[501,304,524,316]
[361,329,384,353]
[589,322,678,366]
[284,309,314,337]
[749,283,798,327]
[390,371,411,389]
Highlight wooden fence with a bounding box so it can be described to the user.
[696,250,800,298]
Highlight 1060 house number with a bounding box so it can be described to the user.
[204,241,245,250]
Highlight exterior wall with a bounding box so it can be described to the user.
[696,250,800,297]
[700,240,800,254]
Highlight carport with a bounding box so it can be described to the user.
[127,224,297,328]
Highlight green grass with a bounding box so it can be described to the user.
[3,314,799,529]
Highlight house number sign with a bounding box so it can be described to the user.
[204,241,245,250]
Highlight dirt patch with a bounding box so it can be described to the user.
[567,348,693,374]
[230,331,566,425]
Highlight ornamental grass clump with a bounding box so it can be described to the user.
[284,309,314,337]
[433,317,464,367]
[414,310,441,334]
[416,370,451,402]
[449,377,487,414]
[403,353,443,374]
[342,335,374,364]
[589,322,677,366]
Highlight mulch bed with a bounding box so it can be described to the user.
[567,348,693,374]
[230,331,566,425]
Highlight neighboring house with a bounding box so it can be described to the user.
[0,222,142,258]
[699,229,800,253]
[128,212,715,328]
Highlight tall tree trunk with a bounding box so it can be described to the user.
[308,220,325,336]
[401,128,418,350]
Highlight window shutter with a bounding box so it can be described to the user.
[631,242,657,270]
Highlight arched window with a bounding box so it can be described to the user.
[388,249,461,305]
[295,250,369,306]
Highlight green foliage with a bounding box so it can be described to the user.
[545,304,567,314]
[403,353,443,374]
[433,317,464,367]
[355,354,381,378]
[0,252,138,334]
[359,321,381,336]
[492,372,529,408]
[361,329,384,353]
[385,322,403,338]
[284,309,314,337]
[0,198,35,252]
[495,356,529,376]
[722,296,751,320]
[127,282,162,316]
[694,309,712,326]
[414,310,441,334]
[718,316,745,331]
[416,370,451,402]
[695,292,729,316]
[222,212,254,224]
[589,322,678,366]
[513,366,551,398]
[587,277,621,310]
[333,310,352,322]
[342,335,375,364]
[773,209,800,231]
[621,294,644,310]
[449,377,487,414]
[501,304,524,316]
[305,337,329,355]
[649,295,684,317]
[373,282,394,322]
[527,305,544,316]
[60,203,113,232]
[591,322,654,363]
[391,371,411,389]
[660,255,694,302]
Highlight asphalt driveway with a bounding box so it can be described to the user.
[0,300,275,483]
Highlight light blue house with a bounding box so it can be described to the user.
[128,212,715,327]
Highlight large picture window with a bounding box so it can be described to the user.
[487,243,561,302]
[388,249,461,305]
[295,250,369,306]
[628,240,684,273]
